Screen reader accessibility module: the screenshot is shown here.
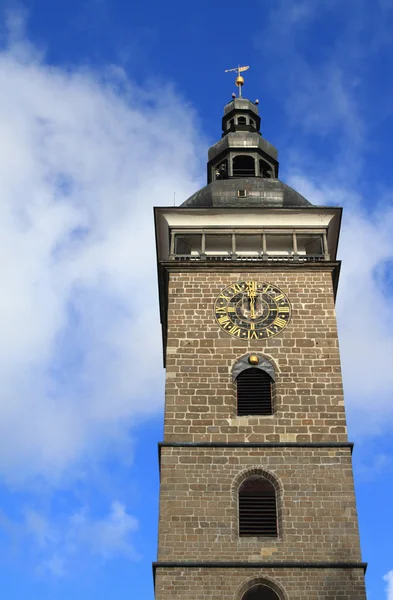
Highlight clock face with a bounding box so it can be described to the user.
[214,281,291,340]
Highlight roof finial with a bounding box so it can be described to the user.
[224,65,250,97]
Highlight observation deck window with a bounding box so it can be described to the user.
[265,234,294,257]
[174,234,202,257]
[297,234,323,258]
[236,234,262,257]
[205,234,232,258]
[171,231,329,263]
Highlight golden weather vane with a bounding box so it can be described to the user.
[224,65,250,97]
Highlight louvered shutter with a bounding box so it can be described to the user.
[237,368,272,416]
[239,476,278,537]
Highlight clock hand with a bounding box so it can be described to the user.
[246,281,256,319]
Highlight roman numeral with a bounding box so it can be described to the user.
[229,325,241,336]
[274,317,287,328]
[218,315,231,326]
[218,293,231,301]
[278,306,290,313]
[229,283,243,293]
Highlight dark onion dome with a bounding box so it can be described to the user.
[180,178,313,209]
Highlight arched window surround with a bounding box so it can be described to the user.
[235,576,288,600]
[232,354,277,417]
[232,353,276,382]
[232,468,283,540]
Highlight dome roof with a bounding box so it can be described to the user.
[180,178,313,209]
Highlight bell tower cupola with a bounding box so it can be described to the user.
[207,68,279,184]
[209,96,279,183]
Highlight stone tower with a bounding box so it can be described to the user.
[153,87,367,599]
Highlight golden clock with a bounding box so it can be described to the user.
[214,281,291,340]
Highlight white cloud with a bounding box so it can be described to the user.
[67,501,138,560]
[21,501,138,576]
[0,19,205,485]
[384,570,393,600]
[289,175,393,435]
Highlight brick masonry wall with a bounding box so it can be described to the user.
[158,446,362,562]
[154,567,367,600]
[164,268,347,443]
[157,265,367,599]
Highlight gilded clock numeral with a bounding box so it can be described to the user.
[278,306,290,313]
[248,330,258,340]
[227,307,236,312]
[274,317,287,328]
[218,293,231,301]
[275,293,285,301]
[265,328,274,337]
[229,325,241,336]
[218,315,231,326]
[229,283,243,293]
[215,306,227,314]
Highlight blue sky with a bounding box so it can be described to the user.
[0,0,392,598]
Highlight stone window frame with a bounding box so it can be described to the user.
[235,576,288,600]
[232,353,277,417]
[232,467,284,541]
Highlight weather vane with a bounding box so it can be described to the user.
[224,65,250,97]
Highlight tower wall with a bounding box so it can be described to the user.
[154,567,367,600]
[154,266,367,599]
[164,268,347,443]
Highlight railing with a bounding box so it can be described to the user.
[173,254,325,262]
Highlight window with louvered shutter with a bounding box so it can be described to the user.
[239,476,278,537]
[242,584,280,600]
[237,367,272,416]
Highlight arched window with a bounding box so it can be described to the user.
[236,367,272,416]
[238,116,247,125]
[242,584,280,600]
[233,155,255,177]
[259,159,273,178]
[239,476,278,537]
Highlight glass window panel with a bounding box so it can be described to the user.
[175,234,201,256]
[236,234,262,256]
[266,234,293,256]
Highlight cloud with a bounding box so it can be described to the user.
[288,174,393,435]
[0,15,205,485]
[67,501,138,561]
[3,501,138,576]
[254,0,393,436]
[384,570,393,600]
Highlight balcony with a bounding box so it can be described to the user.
[170,230,329,263]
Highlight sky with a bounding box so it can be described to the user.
[0,0,392,598]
